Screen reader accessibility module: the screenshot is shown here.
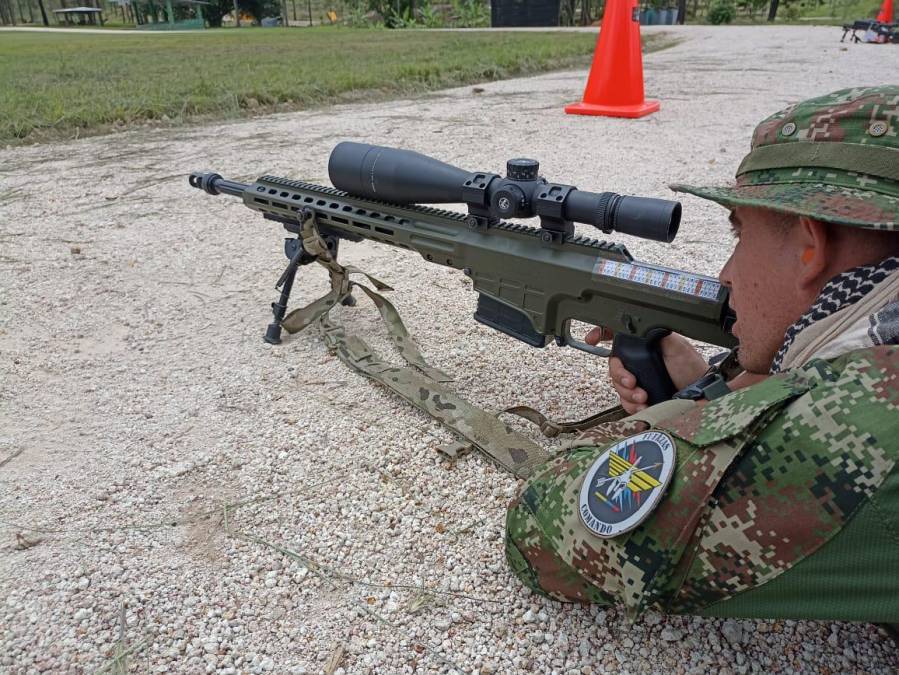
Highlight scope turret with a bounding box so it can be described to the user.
[328,142,680,243]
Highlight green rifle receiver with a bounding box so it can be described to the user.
[189,143,737,404]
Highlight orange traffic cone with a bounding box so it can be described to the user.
[565,0,659,119]
[876,0,893,23]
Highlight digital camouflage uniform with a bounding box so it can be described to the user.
[505,86,899,622]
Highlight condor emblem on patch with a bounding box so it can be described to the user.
[578,431,676,538]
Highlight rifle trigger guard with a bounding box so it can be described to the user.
[558,320,612,357]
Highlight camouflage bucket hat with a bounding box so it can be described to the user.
[670,86,899,230]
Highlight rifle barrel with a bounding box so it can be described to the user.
[189,172,248,198]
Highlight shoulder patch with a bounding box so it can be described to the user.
[578,431,676,538]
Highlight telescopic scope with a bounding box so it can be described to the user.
[328,142,680,243]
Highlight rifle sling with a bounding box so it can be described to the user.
[499,404,628,438]
[283,212,552,478]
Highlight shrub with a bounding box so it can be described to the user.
[783,1,802,20]
[707,0,736,23]
[451,0,489,28]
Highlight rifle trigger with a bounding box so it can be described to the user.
[558,320,612,357]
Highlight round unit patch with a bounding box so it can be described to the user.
[578,431,676,538]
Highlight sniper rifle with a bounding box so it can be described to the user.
[189,142,737,406]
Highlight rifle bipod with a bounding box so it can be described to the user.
[263,210,354,345]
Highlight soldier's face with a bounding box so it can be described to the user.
[718,207,808,373]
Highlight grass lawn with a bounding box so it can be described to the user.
[0,28,669,144]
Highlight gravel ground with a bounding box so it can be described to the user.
[2,25,898,674]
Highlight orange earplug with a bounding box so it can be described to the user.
[801,248,815,265]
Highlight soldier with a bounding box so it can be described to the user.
[505,86,899,626]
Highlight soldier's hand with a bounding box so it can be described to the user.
[585,327,709,414]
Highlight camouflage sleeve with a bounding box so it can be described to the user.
[505,447,628,605]
[505,346,899,622]
[667,346,899,619]
[504,429,749,613]
[505,374,808,616]
[505,417,655,604]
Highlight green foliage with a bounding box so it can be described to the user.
[361,0,489,28]
[829,0,884,21]
[707,0,736,23]
[693,0,882,24]
[341,1,374,26]
[416,3,445,28]
[0,28,645,142]
[450,0,490,27]
[363,0,418,27]
[737,0,769,19]
[783,0,802,20]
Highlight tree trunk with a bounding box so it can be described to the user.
[4,0,18,25]
[281,0,289,25]
[767,0,779,21]
[677,0,686,22]
[233,0,240,26]
[306,0,311,24]
[580,0,592,25]
[37,0,49,24]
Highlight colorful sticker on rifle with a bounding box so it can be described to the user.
[592,259,722,301]
[578,431,676,538]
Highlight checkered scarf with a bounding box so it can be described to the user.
[770,256,899,374]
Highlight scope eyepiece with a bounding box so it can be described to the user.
[613,196,681,243]
[565,191,680,243]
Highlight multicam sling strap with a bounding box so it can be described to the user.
[499,404,628,439]
[280,211,552,478]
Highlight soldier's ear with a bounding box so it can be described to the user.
[795,216,830,290]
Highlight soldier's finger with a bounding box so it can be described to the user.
[585,326,615,345]
[609,358,636,389]
[621,400,646,415]
[611,378,640,402]
[613,379,645,402]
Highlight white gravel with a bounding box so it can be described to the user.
[2,25,898,674]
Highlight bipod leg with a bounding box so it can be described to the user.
[264,237,313,345]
